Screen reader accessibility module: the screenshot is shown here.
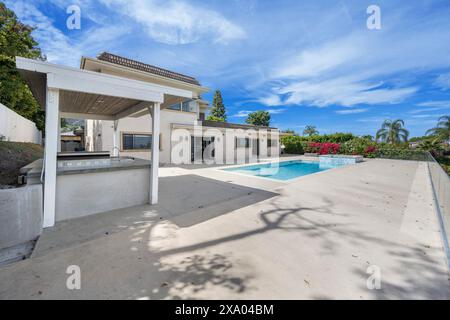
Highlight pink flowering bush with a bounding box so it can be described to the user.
[307,142,340,155]
[364,145,377,158]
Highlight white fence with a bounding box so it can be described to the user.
[0,103,41,144]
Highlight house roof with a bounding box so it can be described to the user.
[201,120,278,131]
[97,52,201,86]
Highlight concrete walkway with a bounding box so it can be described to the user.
[0,158,449,299]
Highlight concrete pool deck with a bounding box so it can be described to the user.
[0,157,449,299]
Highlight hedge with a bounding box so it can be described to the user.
[281,135,431,161]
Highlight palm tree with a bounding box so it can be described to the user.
[418,138,444,153]
[376,119,409,143]
[426,116,450,142]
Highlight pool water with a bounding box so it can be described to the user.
[224,160,343,181]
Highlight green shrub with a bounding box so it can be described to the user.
[281,135,305,154]
[374,145,428,161]
[295,133,356,143]
[340,138,376,157]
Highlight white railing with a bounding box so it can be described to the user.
[426,152,450,269]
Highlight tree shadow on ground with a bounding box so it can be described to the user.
[353,245,450,299]
[135,195,450,299]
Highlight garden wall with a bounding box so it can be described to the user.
[0,103,41,144]
[0,184,42,250]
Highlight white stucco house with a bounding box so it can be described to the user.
[82,53,280,164]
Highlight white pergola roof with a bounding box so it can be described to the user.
[16,57,193,120]
[16,56,185,228]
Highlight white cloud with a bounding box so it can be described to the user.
[273,36,362,79]
[276,77,416,107]
[410,100,450,114]
[356,116,388,123]
[100,0,246,45]
[6,0,129,66]
[267,109,286,114]
[232,109,285,117]
[336,108,369,115]
[263,6,450,109]
[416,100,450,107]
[411,114,436,118]
[434,73,450,90]
[233,110,252,118]
[258,95,283,106]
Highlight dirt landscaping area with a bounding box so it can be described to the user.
[0,142,43,188]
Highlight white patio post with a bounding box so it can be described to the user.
[149,102,160,204]
[112,119,119,156]
[57,113,61,152]
[43,87,59,228]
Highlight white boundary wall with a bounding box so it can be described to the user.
[0,103,42,144]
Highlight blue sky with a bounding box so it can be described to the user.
[6,0,450,137]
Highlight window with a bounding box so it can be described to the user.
[167,100,197,112]
[235,137,250,148]
[267,139,278,148]
[167,103,181,111]
[122,133,152,150]
[181,100,190,112]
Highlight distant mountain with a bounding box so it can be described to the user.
[65,118,85,128]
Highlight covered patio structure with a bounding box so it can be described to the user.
[16,57,193,228]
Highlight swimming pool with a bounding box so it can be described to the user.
[223,160,344,181]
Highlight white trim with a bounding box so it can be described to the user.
[150,103,160,204]
[57,112,61,152]
[16,57,193,102]
[59,112,114,121]
[43,88,59,228]
[113,120,119,157]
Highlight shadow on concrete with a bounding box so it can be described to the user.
[32,174,278,257]
[125,251,252,300]
[158,175,278,227]
[8,169,450,299]
[353,245,450,299]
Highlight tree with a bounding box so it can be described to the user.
[245,111,270,127]
[205,115,225,122]
[418,138,444,154]
[376,119,409,143]
[0,3,45,130]
[361,135,374,141]
[303,125,318,136]
[426,115,450,142]
[282,129,296,135]
[208,90,226,121]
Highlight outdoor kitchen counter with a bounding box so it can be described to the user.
[24,158,151,179]
[23,158,152,222]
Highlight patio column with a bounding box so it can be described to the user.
[43,87,59,228]
[112,119,119,156]
[148,102,161,204]
[57,113,61,152]
[149,102,160,204]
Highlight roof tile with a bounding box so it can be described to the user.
[97,52,201,86]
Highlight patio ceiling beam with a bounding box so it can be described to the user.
[46,72,163,103]
[59,112,115,121]
[113,101,150,120]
